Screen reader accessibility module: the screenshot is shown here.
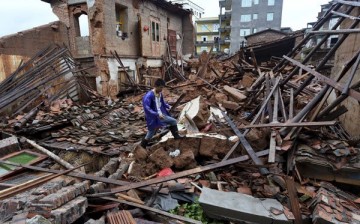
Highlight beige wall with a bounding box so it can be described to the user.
[330,7,360,137]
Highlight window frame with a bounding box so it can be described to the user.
[268,0,275,6]
[240,28,251,36]
[240,14,252,22]
[151,20,160,42]
[241,0,252,7]
[267,12,274,21]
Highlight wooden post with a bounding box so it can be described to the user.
[26,138,74,169]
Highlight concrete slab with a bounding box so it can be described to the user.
[199,187,291,224]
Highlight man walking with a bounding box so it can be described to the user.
[141,79,184,148]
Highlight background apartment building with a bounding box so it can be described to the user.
[195,17,220,55]
[219,0,283,54]
[168,0,204,22]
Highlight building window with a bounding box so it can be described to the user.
[253,28,257,33]
[115,4,128,37]
[268,0,275,6]
[253,13,258,20]
[75,14,89,37]
[151,21,160,42]
[267,13,274,21]
[240,14,252,22]
[201,36,208,42]
[253,0,259,4]
[240,28,251,36]
[241,0,252,7]
[201,24,208,32]
[213,24,220,32]
[200,46,208,52]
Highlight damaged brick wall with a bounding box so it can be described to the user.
[331,7,360,137]
[138,1,184,57]
[0,55,29,82]
[182,13,195,56]
[0,21,70,57]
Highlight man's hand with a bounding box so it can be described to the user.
[159,114,165,119]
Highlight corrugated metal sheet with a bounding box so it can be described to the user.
[107,210,136,224]
[0,55,29,82]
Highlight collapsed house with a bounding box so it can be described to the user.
[0,0,359,224]
[0,0,194,98]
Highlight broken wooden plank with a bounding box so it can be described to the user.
[284,56,360,101]
[90,150,270,197]
[285,176,303,224]
[0,163,85,200]
[197,46,213,77]
[102,197,202,224]
[245,78,281,133]
[334,0,360,7]
[331,10,360,20]
[221,111,269,175]
[308,29,360,34]
[169,93,185,114]
[0,160,168,194]
[243,121,336,128]
[222,141,240,161]
[223,85,247,101]
[26,138,74,170]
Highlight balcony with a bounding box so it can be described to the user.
[219,0,232,10]
[218,26,231,33]
[219,12,231,21]
[196,31,219,35]
[219,38,231,44]
[195,41,216,46]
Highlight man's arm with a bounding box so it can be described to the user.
[160,94,171,109]
[143,95,158,116]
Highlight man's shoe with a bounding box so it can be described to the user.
[140,139,149,148]
[169,125,185,139]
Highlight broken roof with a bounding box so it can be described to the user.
[41,0,192,15]
[245,28,288,39]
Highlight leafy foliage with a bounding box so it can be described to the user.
[169,198,224,224]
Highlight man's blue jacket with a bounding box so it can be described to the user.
[142,90,171,130]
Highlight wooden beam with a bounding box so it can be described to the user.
[89,150,269,197]
[222,141,240,161]
[0,160,168,194]
[221,111,269,175]
[169,93,185,114]
[286,176,303,224]
[331,10,360,20]
[308,29,360,34]
[243,121,336,128]
[334,0,360,7]
[284,56,360,101]
[26,138,74,170]
[101,197,202,224]
[0,163,85,200]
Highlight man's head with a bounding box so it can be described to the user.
[154,78,166,93]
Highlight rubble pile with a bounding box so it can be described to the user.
[0,1,360,223]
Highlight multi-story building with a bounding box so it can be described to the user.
[168,0,204,22]
[219,0,283,54]
[195,17,220,55]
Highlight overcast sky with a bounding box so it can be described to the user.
[0,0,330,37]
